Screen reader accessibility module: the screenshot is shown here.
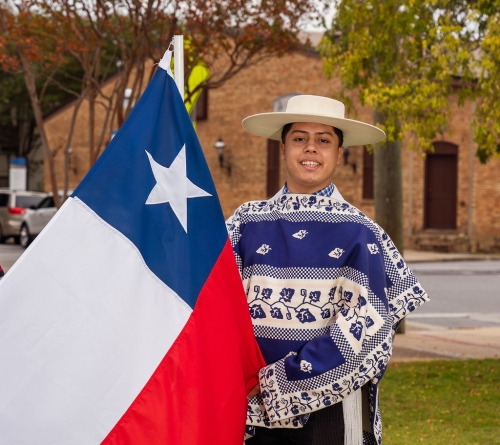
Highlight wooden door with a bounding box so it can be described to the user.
[362,147,374,199]
[267,139,281,197]
[424,142,458,229]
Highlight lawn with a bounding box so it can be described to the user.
[379,359,500,445]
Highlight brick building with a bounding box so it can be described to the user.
[43,44,500,253]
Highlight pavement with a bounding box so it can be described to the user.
[403,249,500,264]
[390,249,500,363]
[2,245,498,362]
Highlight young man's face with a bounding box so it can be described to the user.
[280,122,344,194]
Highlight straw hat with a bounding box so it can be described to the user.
[242,95,386,146]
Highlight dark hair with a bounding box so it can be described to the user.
[281,123,344,147]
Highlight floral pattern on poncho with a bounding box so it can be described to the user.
[227,194,429,445]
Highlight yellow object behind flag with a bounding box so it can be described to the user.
[184,62,210,116]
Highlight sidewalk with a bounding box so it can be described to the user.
[3,246,498,362]
[392,321,500,362]
[404,248,500,263]
[391,249,500,362]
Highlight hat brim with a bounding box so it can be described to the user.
[242,112,386,146]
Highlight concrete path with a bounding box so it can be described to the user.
[3,245,499,362]
[391,249,500,362]
[392,321,500,362]
[404,249,500,263]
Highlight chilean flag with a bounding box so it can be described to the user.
[0,51,264,444]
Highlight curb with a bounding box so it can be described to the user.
[391,322,500,362]
[404,249,500,263]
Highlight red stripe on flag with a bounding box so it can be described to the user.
[101,240,265,444]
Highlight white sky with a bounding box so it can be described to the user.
[301,1,335,32]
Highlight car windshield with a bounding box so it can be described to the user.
[36,197,55,209]
[15,196,44,208]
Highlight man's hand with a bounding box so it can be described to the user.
[247,383,260,399]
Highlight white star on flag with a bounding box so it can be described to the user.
[145,146,211,232]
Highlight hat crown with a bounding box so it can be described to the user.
[241,94,386,146]
[286,95,345,119]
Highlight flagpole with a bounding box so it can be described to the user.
[173,35,184,98]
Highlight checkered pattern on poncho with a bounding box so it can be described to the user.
[226,193,429,445]
[282,182,336,198]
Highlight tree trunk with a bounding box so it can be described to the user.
[20,55,61,208]
[373,110,404,253]
[373,109,405,332]
[88,91,96,167]
[63,97,84,202]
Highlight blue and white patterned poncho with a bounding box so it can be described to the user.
[226,193,429,445]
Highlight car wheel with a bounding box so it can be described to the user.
[19,224,32,248]
[0,225,4,244]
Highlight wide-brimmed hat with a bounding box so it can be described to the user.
[242,95,386,146]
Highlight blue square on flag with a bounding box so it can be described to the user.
[75,61,227,309]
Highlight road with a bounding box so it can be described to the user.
[0,242,26,273]
[2,243,499,360]
[407,260,500,329]
[2,243,499,329]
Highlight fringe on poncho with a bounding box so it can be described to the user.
[226,193,429,445]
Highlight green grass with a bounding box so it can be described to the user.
[379,359,500,445]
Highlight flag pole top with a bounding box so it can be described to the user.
[173,35,184,97]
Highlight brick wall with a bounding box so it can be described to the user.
[43,61,154,191]
[43,51,500,252]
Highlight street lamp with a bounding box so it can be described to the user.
[214,137,225,168]
[214,137,232,175]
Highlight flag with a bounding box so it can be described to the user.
[0,51,264,444]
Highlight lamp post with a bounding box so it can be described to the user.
[214,136,231,176]
[214,137,226,169]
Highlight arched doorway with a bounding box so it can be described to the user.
[424,141,458,229]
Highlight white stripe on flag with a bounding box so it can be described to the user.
[0,197,191,443]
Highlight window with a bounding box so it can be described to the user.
[0,153,8,187]
[15,196,45,208]
[267,139,281,197]
[37,197,55,209]
[362,147,374,200]
[195,87,208,121]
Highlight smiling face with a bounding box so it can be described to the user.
[280,122,344,194]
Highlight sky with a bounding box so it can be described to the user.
[302,1,335,32]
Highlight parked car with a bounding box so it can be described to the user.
[0,189,47,244]
[19,191,72,248]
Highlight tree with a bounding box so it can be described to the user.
[0,39,90,191]
[319,0,475,253]
[0,0,321,206]
[0,3,74,207]
[180,0,319,100]
[0,71,34,160]
[472,0,500,163]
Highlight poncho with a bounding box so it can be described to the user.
[226,193,429,445]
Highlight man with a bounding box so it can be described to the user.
[226,95,429,445]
